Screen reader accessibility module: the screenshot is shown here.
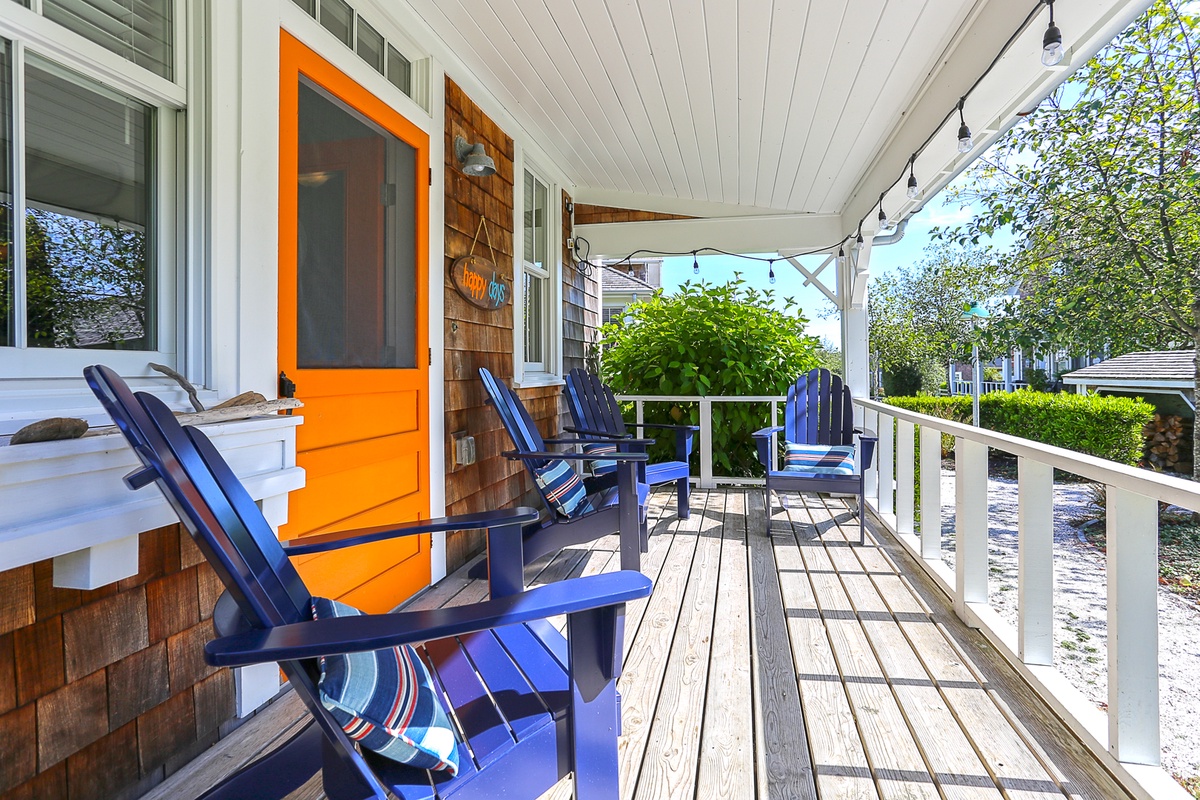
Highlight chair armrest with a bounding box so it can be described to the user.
[855,431,879,469]
[282,507,540,556]
[563,426,630,440]
[629,423,700,432]
[543,437,655,447]
[204,571,654,667]
[752,425,785,439]
[502,450,649,462]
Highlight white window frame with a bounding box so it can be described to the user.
[0,2,186,385]
[514,161,561,385]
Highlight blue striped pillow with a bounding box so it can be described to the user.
[581,441,618,475]
[533,459,595,518]
[312,597,459,775]
[782,443,856,475]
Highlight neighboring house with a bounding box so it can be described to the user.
[600,262,659,325]
[1062,350,1195,412]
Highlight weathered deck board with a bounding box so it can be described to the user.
[146,487,1134,800]
[752,491,821,799]
[695,490,756,797]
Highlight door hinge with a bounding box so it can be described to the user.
[428,167,433,186]
[428,347,432,366]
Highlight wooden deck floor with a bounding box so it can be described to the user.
[148,488,1132,800]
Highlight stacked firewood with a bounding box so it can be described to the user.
[1144,414,1194,474]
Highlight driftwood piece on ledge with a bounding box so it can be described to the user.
[150,362,205,412]
[175,399,303,425]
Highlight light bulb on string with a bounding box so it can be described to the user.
[906,158,920,200]
[1042,0,1065,66]
[768,260,776,285]
[956,99,973,154]
[692,252,699,275]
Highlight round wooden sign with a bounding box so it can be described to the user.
[451,255,512,311]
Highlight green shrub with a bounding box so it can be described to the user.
[600,277,819,476]
[885,390,1154,466]
[979,390,1153,466]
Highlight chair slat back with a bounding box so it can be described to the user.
[785,368,855,447]
[564,369,629,438]
[85,365,312,629]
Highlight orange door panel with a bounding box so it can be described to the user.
[279,33,430,612]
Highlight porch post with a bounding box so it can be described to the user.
[842,237,871,416]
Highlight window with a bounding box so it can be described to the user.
[521,167,554,376]
[0,6,179,378]
[26,0,174,80]
[291,0,415,100]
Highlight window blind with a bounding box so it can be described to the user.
[42,0,173,80]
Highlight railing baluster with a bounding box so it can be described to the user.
[1017,458,1054,666]
[878,413,895,517]
[1106,486,1160,765]
[636,400,644,428]
[770,400,779,472]
[863,407,879,505]
[896,419,915,535]
[699,398,713,489]
[954,437,988,623]
[919,425,941,559]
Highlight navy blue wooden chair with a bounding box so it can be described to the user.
[84,365,651,800]
[752,368,878,543]
[478,367,650,575]
[563,368,695,520]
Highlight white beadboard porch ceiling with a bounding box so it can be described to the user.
[398,0,1151,238]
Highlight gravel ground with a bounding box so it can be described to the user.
[935,467,1200,784]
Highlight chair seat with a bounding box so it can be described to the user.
[378,621,572,800]
[782,443,856,476]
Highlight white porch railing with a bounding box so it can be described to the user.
[616,394,786,487]
[613,390,1190,799]
[949,379,1026,395]
[859,397,1193,800]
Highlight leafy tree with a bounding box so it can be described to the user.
[868,242,1011,390]
[600,276,819,476]
[940,0,1199,472]
[814,339,843,378]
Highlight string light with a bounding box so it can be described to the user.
[906,157,920,200]
[692,252,700,274]
[768,260,776,285]
[1041,0,1065,66]
[956,98,973,154]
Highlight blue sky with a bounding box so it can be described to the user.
[658,186,1000,348]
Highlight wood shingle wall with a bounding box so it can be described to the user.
[0,526,236,800]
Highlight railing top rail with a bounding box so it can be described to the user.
[858,397,1200,510]
[615,394,787,403]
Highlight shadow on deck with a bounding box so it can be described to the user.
[147,487,1131,800]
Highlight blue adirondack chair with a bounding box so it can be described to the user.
[752,368,878,543]
[563,368,696,520]
[84,365,651,800]
[478,367,650,574]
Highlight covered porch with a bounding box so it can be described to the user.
[148,487,1130,800]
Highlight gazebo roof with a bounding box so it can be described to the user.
[1062,351,1194,385]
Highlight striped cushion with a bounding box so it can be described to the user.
[581,441,618,475]
[782,443,856,475]
[312,597,459,775]
[533,459,594,518]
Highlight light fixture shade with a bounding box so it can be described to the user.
[960,300,991,320]
[1042,22,1065,66]
[454,135,497,177]
[906,173,920,200]
[957,122,974,153]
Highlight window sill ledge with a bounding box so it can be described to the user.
[0,415,304,588]
[513,372,565,390]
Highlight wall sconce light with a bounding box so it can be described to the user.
[454,135,496,177]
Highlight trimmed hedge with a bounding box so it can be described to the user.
[885,390,1155,466]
